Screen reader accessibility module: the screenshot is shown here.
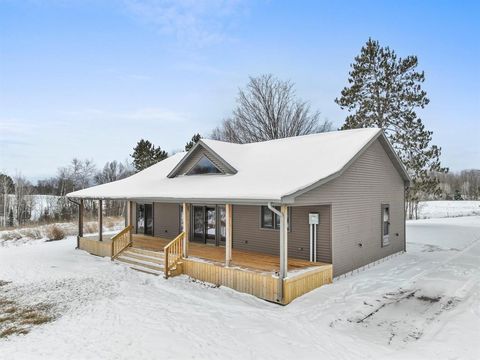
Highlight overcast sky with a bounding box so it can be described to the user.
[0,0,479,180]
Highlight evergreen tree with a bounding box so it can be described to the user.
[185,133,202,151]
[454,189,462,201]
[335,38,447,218]
[130,139,168,172]
[7,208,14,227]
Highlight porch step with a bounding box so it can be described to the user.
[115,249,165,275]
[121,250,165,265]
[127,247,165,259]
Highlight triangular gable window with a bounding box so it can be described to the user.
[186,156,222,175]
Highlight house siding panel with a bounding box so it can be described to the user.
[232,205,332,263]
[153,202,181,239]
[295,139,406,277]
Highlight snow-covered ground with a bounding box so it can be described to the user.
[0,217,479,359]
[418,200,480,219]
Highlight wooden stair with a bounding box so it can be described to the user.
[115,248,165,276]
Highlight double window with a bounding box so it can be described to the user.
[381,204,390,247]
[261,206,290,230]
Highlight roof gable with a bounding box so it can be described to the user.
[167,141,237,178]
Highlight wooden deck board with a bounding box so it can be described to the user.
[132,234,328,273]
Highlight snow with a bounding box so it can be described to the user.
[67,128,392,202]
[1,217,479,359]
[418,200,480,219]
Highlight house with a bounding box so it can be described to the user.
[67,128,410,304]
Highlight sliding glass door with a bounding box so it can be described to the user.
[191,205,226,246]
[136,203,153,235]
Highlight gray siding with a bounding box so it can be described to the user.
[153,202,181,239]
[232,205,332,263]
[295,139,406,276]
[174,145,232,175]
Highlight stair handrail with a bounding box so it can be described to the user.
[111,225,134,260]
[163,232,185,278]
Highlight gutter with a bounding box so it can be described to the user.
[268,202,286,303]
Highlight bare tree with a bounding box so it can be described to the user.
[0,173,14,227]
[94,160,134,185]
[211,74,332,143]
[13,174,34,226]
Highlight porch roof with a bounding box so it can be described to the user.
[67,128,408,203]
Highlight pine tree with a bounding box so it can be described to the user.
[130,139,168,172]
[7,208,14,227]
[185,133,202,151]
[454,189,462,201]
[335,38,448,219]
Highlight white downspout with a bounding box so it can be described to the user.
[268,202,287,302]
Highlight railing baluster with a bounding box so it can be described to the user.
[163,232,184,279]
[110,225,133,260]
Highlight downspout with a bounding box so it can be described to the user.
[268,202,285,303]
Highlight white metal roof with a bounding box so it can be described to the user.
[67,128,405,203]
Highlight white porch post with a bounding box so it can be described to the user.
[127,200,133,243]
[225,204,233,267]
[183,203,190,257]
[279,205,288,280]
[98,199,103,242]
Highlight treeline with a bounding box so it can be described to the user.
[0,134,206,228]
[0,159,135,227]
[434,169,480,200]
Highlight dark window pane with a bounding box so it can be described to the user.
[187,156,222,175]
[383,206,390,236]
[274,207,280,229]
[261,206,274,228]
[137,204,145,234]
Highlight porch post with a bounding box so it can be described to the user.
[127,200,133,243]
[183,203,190,257]
[77,199,84,248]
[279,205,288,279]
[225,204,233,267]
[98,199,103,241]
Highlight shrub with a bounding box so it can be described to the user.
[84,222,98,234]
[44,225,65,241]
[0,232,22,241]
[104,218,115,230]
[19,228,42,240]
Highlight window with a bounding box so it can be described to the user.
[261,206,290,230]
[186,156,222,175]
[382,205,390,247]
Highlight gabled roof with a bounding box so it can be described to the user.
[67,128,409,204]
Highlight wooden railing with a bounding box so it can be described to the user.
[111,225,134,260]
[163,232,185,278]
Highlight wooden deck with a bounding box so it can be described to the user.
[79,233,333,304]
[132,234,327,273]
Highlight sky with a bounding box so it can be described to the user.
[0,0,479,181]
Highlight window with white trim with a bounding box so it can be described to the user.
[382,204,390,247]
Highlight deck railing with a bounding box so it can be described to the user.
[163,232,184,278]
[111,225,134,260]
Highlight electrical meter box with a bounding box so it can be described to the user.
[309,212,319,225]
